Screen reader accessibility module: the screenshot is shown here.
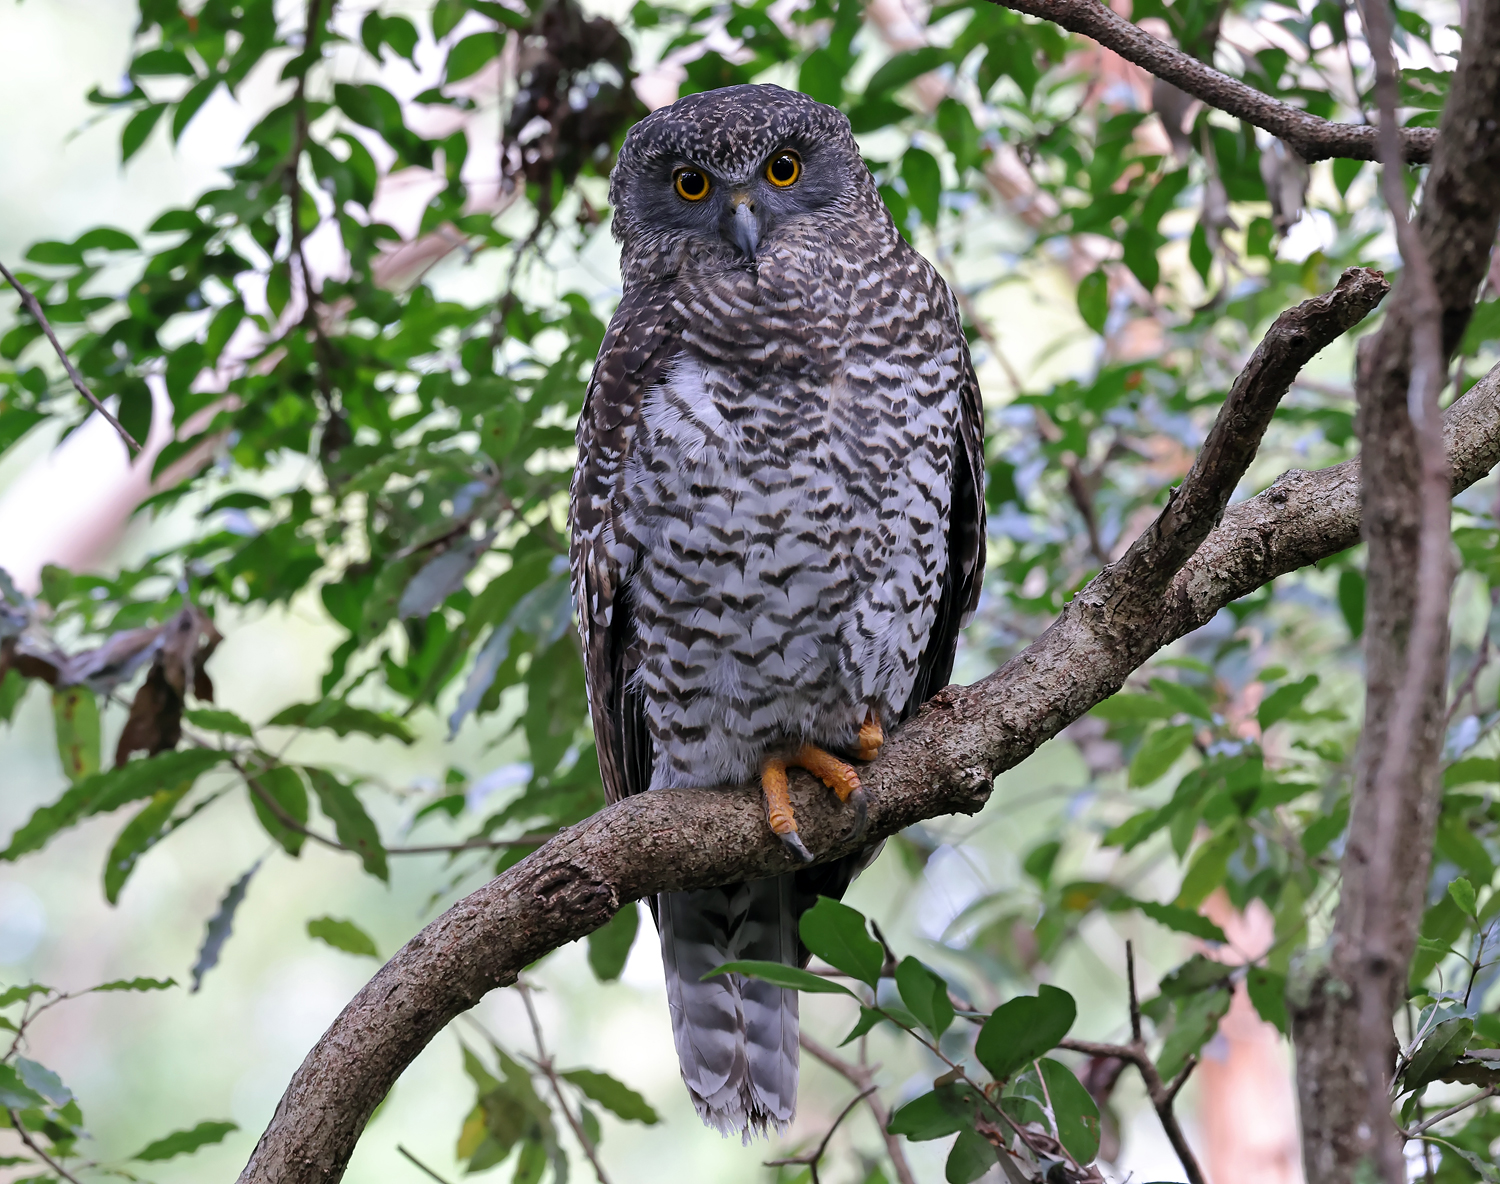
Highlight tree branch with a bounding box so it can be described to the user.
[225,268,1499,1184]
[986,0,1436,163]
[1057,942,1206,1184]
[1290,2,1500,1179]
[0,261,143,454]
[798,1032,917,1184]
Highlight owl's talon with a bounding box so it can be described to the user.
[790,744,861,803]
[855,713,884,762]
[779,830,815,863]
[847,787,869,841]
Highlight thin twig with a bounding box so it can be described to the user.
[1055,942,1207,1184]
[396,1145,459,1184]
[515,980,612,1184]
[0,261,142,453]
[764,1086,876,1184]
[1400,1086,1498,1138]
[6,1110,85,1184]
[798,1033,917,1184]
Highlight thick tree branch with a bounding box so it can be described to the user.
[1290,2,1500,1179]
[986,0,1436,163]
[229,270,1498,1184]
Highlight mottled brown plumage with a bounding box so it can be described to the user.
[569,84,985,1138]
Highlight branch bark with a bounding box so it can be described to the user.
[986,0,1437,163]
[228,270,1500,1184]
[1289,2,1500,1179]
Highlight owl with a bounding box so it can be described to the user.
[569,84,986,1139]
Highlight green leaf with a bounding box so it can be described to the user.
[1337,570,1365,638]
[798,897,885,986]
[1332,157,1362,196]
[0,1063,46,1109]
[559,1069,660,1124]
[974,985,1077,1080]
[14,1056,71,1106]
[1189,222,1212,282]
[446,32,504,82]
[3,748,230,861]
[248,763,310,857]
[1448,877,1477,917]
[1175,827,1237,910]
[104,779,194,903]
[90,976,176,992]
[840,1005,887,1046]
[1246,967,1288,1035]
[1129,724,1195,787]
[184,708,254,737]
[1399,1015,1474,1093]
[1257,675,1318,729]
[73,227,137,252]
[307,768,388,880]
[133,1120,239,1161]
[586,903,639,983]
[191,861,260,992]
[307,916,380,959]
[1092,692,1177,722]
[268,699,414,744]
[1445,758,1500,788]
[945,1127,997,1183]
[799,48,845,105]
[1077,268,1109,334]
[0,983,53,1008]
[865,47,950,97]
[122,103,167,162]
[886,1090,968,1141]
[1038,1058,1101,1162]
[52,686,101,784]
[1150,678,1214,720]
[703,960,855,995]
[895,956,954,1037]
[1122,224,1160,291]
[1134,899,1228,943]
[902,148,942,228]
[132,47,195,75]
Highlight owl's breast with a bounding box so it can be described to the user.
[619,344,961,789]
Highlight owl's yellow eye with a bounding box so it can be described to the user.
[674,168,711,201]
[765,151,801,187]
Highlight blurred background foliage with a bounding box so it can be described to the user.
[0,0,1495,1180]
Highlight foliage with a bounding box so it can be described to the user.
[0,0,1497,1178]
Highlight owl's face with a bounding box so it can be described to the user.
[609,85,881,281]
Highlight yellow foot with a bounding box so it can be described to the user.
[761,741,873,862]
[792,743,863,803]
[762,756,814,863]
[855,712,885,762]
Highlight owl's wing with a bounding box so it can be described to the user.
[900,311,987,720]
[570,283,680,806]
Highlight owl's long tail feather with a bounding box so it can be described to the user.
[657,876,800,1140]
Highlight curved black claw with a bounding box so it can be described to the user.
[779,829,815,864]
[847,787,869,842]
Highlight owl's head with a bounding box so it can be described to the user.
[609,85,884,281]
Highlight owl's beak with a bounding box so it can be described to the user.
[726,196,760,259]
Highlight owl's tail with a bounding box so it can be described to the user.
[657,876,800,1140]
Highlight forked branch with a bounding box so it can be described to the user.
[985,0,1436,162]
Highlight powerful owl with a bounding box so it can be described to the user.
[569,84,986,1138]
